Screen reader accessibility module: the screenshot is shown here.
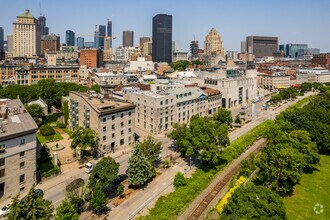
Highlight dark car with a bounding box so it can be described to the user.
[21,189,44,202]
[113,174,128,186]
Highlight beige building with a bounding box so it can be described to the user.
[30,66,80,84]
[0,99,39,199]
[204,28,225,57]
[94,72,128,86]
[257,74,291,90]
[13,9,41,57]
[69,91,135,153]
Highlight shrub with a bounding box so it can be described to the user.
[66,178,85,192]
[57,121,66,128]
[43,112,63,124]
[42,165,60,178]
[40,125,55,136]
[38,144,50,163]
[173,172,187,189]
[62,100,69,125]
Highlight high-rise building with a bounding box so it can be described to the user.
[38,15,49,35]
[190,40,199,60]
[80,49,103,68]
[76,37,84,49]
[94,25,106,49]
[139,37,150,48]
[66,30,75,46]
[0,27,4,50]
[7,34,13,55]
[241,41,247,53]
[123,31,134,47]
[307,48,320,55]
[152,14,172,63]
[246,36,278,58]
[41,34,60,54]
[84,42,94,48]
[285,43,308,58]
[107,20,112,48]
[204,28,225,56]
[13,9,41,57]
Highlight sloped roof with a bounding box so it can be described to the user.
[17,9,34,18]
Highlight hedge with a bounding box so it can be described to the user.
[43,112,63,124]
[39,125,55,136]
[62,100,69,125]
[138,120,273,220]
[42,165,60,178]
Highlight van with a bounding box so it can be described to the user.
[85,163,95,174]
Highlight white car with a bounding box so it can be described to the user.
[0,203,11,217]
[241,105,248,109]
[85,163,95,174]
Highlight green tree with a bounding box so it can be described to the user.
[221,184,286,219]
[26,103,44,126]
[128,146,155,187]
[37,79,60,110]
[70,127,100,155]
[135,136,162,166]
[62,100,69,125]
[214,108,233,127]
[90,183,108,214]
[173,172,187,189]
[170,60,190,71]
[66,178,86,213]
[55,199,79,220]
[89,157,119,194]
[234,114,242,125]
[10,185,54,220]
[38,144,50,163]
[116,184,124,198]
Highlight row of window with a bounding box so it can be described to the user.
[102,128,132,141]
[102,120,132,132]
[0,139,26,150]
[102,111,132,122]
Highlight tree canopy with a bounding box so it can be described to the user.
[70,127,100,154]
[55,199,79,220]
[135,136,162,166]
[220,184,286,220]
[26,103,44,126]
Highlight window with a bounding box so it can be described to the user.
[112,133,115,138]
[19,174,25,183]
[121,122,124,127]
[103,136,106,141]
[0,158,4,166]
[20,162,25,168]
[121,113,124,118]
[128,128,131,133]
[120,139,124,145]
[103,127,106,132]
[20,187,25,192]
[0,169,4,178]
[20,151,25,157]
[160,101,163,105]
[112,115,115,120]
[165,99,168,105]
[112,125,115,130]
[128,111,131,116]
[128,120,131,125]
[103,117,106,122]
[20,139,25,145]
[121,130,124,135]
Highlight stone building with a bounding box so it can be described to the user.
[0,99,39,199]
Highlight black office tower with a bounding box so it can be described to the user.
[152,14,172,63]
[107,20,112,48]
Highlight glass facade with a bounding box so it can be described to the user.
[152,14,172,63]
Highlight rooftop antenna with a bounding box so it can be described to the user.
[39,1,41,16]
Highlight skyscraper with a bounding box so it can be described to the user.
[123,31,134,47]
[204,28,224,56]
[66,30,75,46]
[76,37,84,49]
[94,25,106,49]
[285,43,308,58]
[190,40,199,60]
[246,36,278,58]
[0,27,4,50]
[38,15,49,35]
[152,14,172,63]
[107,20,112,48]
[139,37,150,48]
[13,9,41,57]
[241,41,247,53]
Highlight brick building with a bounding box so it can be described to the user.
[80,49,103,68]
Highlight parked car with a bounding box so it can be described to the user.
[21,189,44,202]
[241,105,248,109]
[0,203,11,217]
[85,163,95,174]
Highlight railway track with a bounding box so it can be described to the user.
[184,139,265,220]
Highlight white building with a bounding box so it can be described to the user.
[124,57,154,73]
[94,72,128,86]
[115,47,140,61]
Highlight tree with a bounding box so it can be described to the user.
[128,146,155,187]
[173,172,187,189]
[37,79,60,110]
[214,108,233,127]
[116,184,124,198]
[170,60,190,71]
[135,136,162,166]
[66,178,86,213]
[62,100,69,125]
[221,184,286,219]
[26,104,44,126]
[55,199,79,220]
[90,183,108,214]
[89,156,119,194]
[70,127,100,155]
[8,185,54,220]
[234,114,242,125]
[38,144,50,163]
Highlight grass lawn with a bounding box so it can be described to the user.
[284,154,330,220]
[36,131,64,143]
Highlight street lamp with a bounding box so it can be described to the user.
[189,156,192,169]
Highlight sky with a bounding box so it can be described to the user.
[1,0,330,52]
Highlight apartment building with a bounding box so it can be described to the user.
[257,74,291,90]
[69,91,135,153]
[0,99,39,199]
[0,65,29,85]
[30,66,80,84]
[94,72,128,86]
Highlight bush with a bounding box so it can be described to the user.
[43,112,63,124]
[42,165,60,178]
[62,100,69,125]
[40,125,55,136]
[38,144,50,163]
[66,178,85,192]
[57,121,66,128]
[173,172,187,189]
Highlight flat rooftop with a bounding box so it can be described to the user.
[0,99,38,141]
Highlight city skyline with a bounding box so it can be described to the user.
[0,0,330,52]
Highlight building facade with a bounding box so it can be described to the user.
[246,36,278,58]
[152,14,172,63]
[41,34,60,54]
[190,40,199,60]
[94,25,106,49]
[107,20,112,48]
[257,74,291,90]
[285,43,308,58]
[139,37,151,49]
[312,53,330,68]
[76,37,84,49]
[69,91,136,153]
[204,28,225,57]
[13,9,41,57]
[38,15,49,35]
[0,99,39,199]
[0,27,4,50]
[123,31,134,47]
[65,30,75,46]
[80,49,104,68]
